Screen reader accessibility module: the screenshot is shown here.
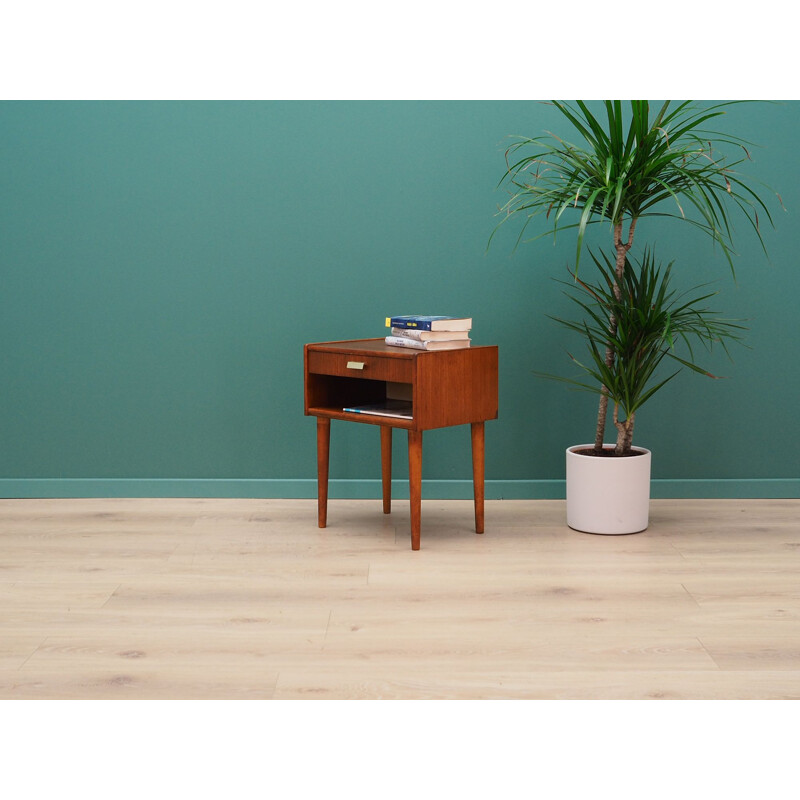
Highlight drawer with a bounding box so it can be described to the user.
[307,350,413,383]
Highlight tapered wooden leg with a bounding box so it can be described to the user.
[380,426,392,514]
[316,417,330,528]
[408,430,423,550]
[471,421,485,534]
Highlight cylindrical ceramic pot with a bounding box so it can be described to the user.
[566,444,652,534]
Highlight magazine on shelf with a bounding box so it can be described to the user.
[342,399,413,419]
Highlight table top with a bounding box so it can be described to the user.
[306,338,494,358]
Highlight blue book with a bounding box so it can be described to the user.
[386,315,472,332]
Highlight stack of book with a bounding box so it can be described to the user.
[384,315,472,350]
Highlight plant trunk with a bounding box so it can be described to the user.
[613,404,635,456]
[593,217,638,454]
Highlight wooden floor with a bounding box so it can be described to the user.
[0,497,798,699]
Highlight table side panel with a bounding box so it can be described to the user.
[414,346,498,430]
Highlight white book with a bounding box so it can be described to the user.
[384,335,471,351]
[390,327,470,342]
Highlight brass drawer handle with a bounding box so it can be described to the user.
[347,361,366,370]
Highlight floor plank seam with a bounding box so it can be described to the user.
[17,636,48,671]
[695,637,721,670]
[101,584,122,609]
[680,583,702,607]
[669,543,690,561]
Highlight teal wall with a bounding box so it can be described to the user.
[1,101,798,498]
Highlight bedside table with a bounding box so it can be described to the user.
[304,339,498,550]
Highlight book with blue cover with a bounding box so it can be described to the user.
[386,315,472,332]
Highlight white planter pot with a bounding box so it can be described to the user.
[566,444,652,534]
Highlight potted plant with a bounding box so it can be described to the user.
[493,100,780,533]
[554,247,744,532]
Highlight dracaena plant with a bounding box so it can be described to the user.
[543,248,746,455]
[493,100,779,455]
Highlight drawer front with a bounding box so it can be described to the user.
[308,351,413,383]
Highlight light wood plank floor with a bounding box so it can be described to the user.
[1,497,798,699]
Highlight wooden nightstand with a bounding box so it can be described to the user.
[304,338,499,550]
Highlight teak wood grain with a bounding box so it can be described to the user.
[306,350,414,384]
[304,339,499,432]
[304,339,499,550]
